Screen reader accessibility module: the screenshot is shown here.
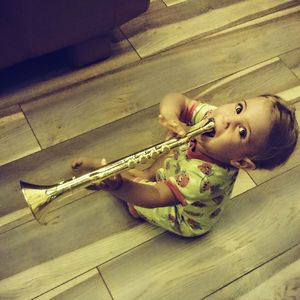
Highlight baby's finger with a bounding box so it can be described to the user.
[71,157,87,169]
[173,124,186,136]
[165,130,176,140]
[71,161,82,170]
[158,114,186,137]
[158,114,167,127]
[100,158,107,166]
[167,121,185,136]
[161,118,184,134]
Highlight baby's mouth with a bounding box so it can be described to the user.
[203,128,216,138]
[202,118,216,138]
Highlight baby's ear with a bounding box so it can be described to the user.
[230,158,256,170]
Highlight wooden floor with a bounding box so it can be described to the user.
[0,1,300,299]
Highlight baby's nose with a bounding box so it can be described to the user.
[222,116,230,129]
[223,115,239,129]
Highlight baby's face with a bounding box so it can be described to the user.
[195,97,272,166]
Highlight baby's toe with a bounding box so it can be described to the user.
[71,161,83,170]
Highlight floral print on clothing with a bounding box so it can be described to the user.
[174,162,181,174]
[168,214,176,223]
[173,148,180,160]
[165,160,171,170]
[198,163,213,176]
[156,170,166,182]
[212,195,224,205]
[187,218,203,230]
[191,202,206,208]
[185,210,204,217]
[210,208,222,218]
[200,179,213,193]
[176,170,190,187]
[210,184,221,194]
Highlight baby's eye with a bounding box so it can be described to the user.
[239,127,247,138]
[235,103,243,114]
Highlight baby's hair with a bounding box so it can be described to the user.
[252,94,298,170]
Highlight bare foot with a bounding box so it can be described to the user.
[71,158,103,174]
[127,203,141,219]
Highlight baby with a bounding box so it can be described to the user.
[72,93,298,237]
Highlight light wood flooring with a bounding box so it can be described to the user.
[0,0,300,299]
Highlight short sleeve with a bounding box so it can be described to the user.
[181,101,217,126]
[164,163,227,206]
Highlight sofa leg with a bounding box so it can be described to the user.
[67,34,112,67]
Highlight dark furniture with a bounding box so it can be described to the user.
[0,0,149,69]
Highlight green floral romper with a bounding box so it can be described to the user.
[133,102,239,237]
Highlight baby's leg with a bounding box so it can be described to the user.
[124,178,181,234]
[146,153,170,175]
[122,153,169,181]
[133,204,181,235]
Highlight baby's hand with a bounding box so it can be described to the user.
[86,158,123,191]
[158,114,186,139]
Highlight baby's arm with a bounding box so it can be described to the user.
[159,93,200,137]
[95,159,179,208]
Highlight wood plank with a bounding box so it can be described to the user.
[0,191,137,278]
[163,0,186,6]
[0,208,32,235]
[239,257,300,300]
[206,244,300,300]
[35,269,112,300]
[122,0,298,57]
[21,8,300,148]
[201,5,300,41]
[148,0,166,12]
[0,107,165,299]
[0,89,252,295]
[0,223,163,299]
[1,57,298,220]
[277,85,300,103]
[0,105,162,218]
[0,6,299,300]
[231,170,255,199]
[99,165,300,300]
[248,101,300,185]
[0,57,295,290]
[0,105,40,166]
[0,30,139,110]
[280,48,300,80]
[186,58,299,102]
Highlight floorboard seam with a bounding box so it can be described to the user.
[19,104,42,150]
[31,268,97,299]
[201,242,300,300]
[246,162,300,188]
[97,268,115,300]
[120,28,142,60]
[279,56,300,83]
[97,230,166,268]
[183,56,282,98]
